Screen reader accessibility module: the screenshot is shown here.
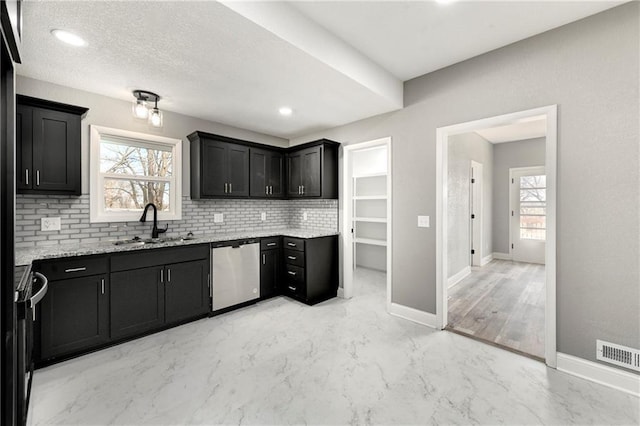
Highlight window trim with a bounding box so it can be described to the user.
[89,125,182,223]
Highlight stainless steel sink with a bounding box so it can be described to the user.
[112,235,196,246]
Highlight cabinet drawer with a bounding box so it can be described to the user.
[36,255,108,281]
[283,237,304,251]
[284,249,305,267]
[260,237,281,250]
[284,264,304,286]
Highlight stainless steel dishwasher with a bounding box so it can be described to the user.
[211,239,260,311]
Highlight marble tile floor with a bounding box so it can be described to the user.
[29,267,638,425]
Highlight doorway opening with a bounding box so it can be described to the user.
[342,138,391,306]
[436,106,557,366]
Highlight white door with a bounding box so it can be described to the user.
[470,161,482,266]
[511,166,546,264]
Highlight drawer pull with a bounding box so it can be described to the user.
[65,267,87,273]
[287,242,296,247]
[287,271,296,276]
[267,242,276,247]
[287,256,296,260]
[288,286,296,291]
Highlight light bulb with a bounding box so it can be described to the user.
[279,106,293,116]
[149,108,163,127]
[133,100,149,119]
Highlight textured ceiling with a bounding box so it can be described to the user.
[17,1,625,140]
[291,1,626,81]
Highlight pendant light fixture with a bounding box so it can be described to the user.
[132,90,163,127]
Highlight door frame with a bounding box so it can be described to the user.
[510,166,546,264]
[436,105,557,367]
[341,137,392,309]
[470,160,483,267]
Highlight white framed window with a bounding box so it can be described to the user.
[90,125,182,223]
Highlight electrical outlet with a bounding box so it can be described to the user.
[41,217,61,231]
[261,212,266,221]
[303,212,308,221]
[417,215,430,228]
[214,213,224,223]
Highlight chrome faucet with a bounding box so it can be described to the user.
[139,203,168,239]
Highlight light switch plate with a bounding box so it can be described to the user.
[214,213,224,223]
[261,212,266,221]
[417,215,430,228]
[41,217,61,231]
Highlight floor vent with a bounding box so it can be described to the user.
[596,340,640,372]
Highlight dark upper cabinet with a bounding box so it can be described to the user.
[190,134,250,198]
[16,95,88,195]
[190,132,339,200]
[287,141,338,199]
[250,148,284,197]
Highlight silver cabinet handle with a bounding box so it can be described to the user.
[265,186,268,195]
[262,254,266,264]
[287,270,296,276]
[65,267,86,273]
[229,183,232,193]
[224,183,228,193]
[36,170,40,186]
[288,286,296,291]
[298,185,301,195]
[287,242,296,247]
[267,242,276,247]
[160,269,164,283]
[25,169,29,185]
[287,256,296,260]
[101,278,105,295]
[167,268,171,283]
[301,185,304,195]
[269,186,273,195]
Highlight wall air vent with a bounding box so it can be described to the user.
[596,340,640,372]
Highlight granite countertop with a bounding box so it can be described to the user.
[15,228,339,266]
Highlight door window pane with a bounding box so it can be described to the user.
[519,174,546,241]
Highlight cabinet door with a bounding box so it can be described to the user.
[268,151,284,197]
[260,249,281,299]
[301,146,321,197]
[16,104,32,191]
[31,108,80,193]
[110,267,165,340]
[228,143,249,196]
[201,139,228,197]
[286,151,303,197]
[249,148,268,197]
[164,259,210,324]
[39,275,109,360]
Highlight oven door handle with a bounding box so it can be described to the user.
[29,272,49,309]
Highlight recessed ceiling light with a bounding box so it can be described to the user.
[51,29,87,47]
[278,107,293,116]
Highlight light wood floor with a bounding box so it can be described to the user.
[448,259,545,359]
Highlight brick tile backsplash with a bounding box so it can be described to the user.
[15,195,338,247]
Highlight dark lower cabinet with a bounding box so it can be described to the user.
[282,235,338,305]
[165,259,210,324]
[260,238,282,299]
[39,274,109,360]
[110,266,165,340]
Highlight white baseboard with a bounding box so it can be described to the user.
[388,302,437,329]
[447,266,471,289]
[337,287,346,299]
[481,254,493,266]
[492,252,512,260]
[556,352,640,397]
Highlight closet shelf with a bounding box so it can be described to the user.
[354,238,387,247]
[353,217,387,223]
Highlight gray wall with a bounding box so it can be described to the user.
[290,4,639,367]
[492,138,545,254]
[447,132,493,277]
